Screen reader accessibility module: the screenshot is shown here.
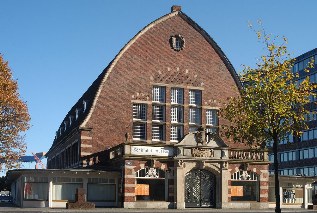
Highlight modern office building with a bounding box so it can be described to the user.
[8,6,270,209]
[268,48,317,207]
[268,48,317,176]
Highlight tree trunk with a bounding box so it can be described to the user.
[273,134,281,213]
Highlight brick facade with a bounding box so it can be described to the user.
[45,6,269,209]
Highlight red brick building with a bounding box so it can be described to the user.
[45,6,269,209]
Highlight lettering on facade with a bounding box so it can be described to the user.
[229,150,264,161]
[191,148,214,158]
[131,146,174,157]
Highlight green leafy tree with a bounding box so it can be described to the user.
[0,55,30,171]
[221,27,316,213]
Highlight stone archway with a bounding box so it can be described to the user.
[184,169,216,208]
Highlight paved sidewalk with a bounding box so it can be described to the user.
[0,208,315,213]
[0,204,315,213]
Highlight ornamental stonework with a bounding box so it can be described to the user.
[191,148,214,158]
[150,67,203,87]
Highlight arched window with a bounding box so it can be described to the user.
[231,170,258,181]
[135,168,165,201]
[231,170,259,202]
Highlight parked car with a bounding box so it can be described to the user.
[0,194,12,203]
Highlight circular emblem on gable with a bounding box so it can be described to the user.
[169,35,185,51]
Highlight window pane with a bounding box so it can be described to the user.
[304,167,309,176]
[304,149,309,159]
[189,108,201,124]
[304,58,310,69]
[309,130,314,140]
[152,105,165,121]
[133,104,147,120]
[24,183,48,200]
[303,131,308,141]
[136,179,165,201]
[170,125,183,141]
[309,148,315,158]
[87,184,116,201]
[133,123,146,140]
[293,63,298,73]
[152,86,165,103]
[300,150,304,160]
[152,125,165,141]
[288,152,293,161]
[309,167,315,176]
[171,106,183,123]
[52,183,82,201]
[206,109,218,126]
[171,88,184,104]
[206,127,217,142]
[288,133,293,143]
[231,181,259,201]
[189,90,201,106]
[298,61,304,71]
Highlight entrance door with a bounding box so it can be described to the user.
[185,169,215,208]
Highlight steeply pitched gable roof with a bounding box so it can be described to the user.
[47,8,241,155]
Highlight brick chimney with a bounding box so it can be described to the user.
[171,5,181,12]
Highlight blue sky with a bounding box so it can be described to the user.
[0,0,316,157]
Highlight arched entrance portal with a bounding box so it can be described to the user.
[185,169,216,208]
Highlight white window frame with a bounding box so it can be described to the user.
[170,125,184,142]
[189,107,201,124]
[152,105,165,122]
[206,109,218,126]
[133,104,147,121]
[171,106,183,123]
[133,123,146,141]
[189,90,201,106]
[171,88,184,104]
[152,124,165,141]
[152,86,165,103]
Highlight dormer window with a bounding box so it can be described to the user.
[64,121,67,131]
[69,116,72,126]
[83,100,87,112]
[75,109,79,120]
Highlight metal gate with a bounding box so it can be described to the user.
[185,169,216,208]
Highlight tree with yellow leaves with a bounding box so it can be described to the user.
[0,55,30,171]
[222,27,316,213]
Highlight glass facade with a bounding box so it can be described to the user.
[272,49,317,180]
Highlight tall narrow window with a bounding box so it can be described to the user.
[189,90,201,106]
[170,125,183,141]
[206,109,218,126]
[152,105,165,122]
[133,124,146,140]
[206,127,217,139]
[69,116,72,127]
[83,100,87,112]
[171,106,183,123]
[171,88,184,104]
[189,108,201,124]
[75,108,79,120]
[152,124,165,141]
[133,104,147,121]
[152,86,165,103]
[64,121,67,131]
